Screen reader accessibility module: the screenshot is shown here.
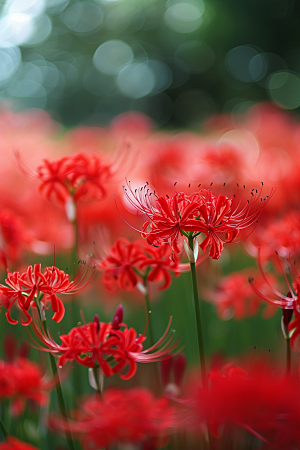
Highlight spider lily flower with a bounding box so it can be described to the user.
[49,388,174,450]
[0,357,54,417]
[249,248,298,310]
[249,249,300,347]
[97,238,183,292]
[181,363,300,448]
[204,269,277,320]
[123,181,274,260]
[16,151,113,209]
[0,262,93,325]
[31,313,181,380]
[36,152,112,208]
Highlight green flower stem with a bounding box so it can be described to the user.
[188,237,213,450]
[188,236,208,388]
[143,278,162,392]
[70,203,83,404]
[143,278,155,346]
[37,303,76,450]
[0,415,8,440]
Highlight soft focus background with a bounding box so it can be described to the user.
[0,0,300,127]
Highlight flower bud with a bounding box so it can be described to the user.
[112,304,124,330]
[94,314,100,333]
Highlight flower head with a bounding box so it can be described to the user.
[98,238,181,292]
[0,357,51,416]
[182,363,300,448]
[49,388,174,450]
[22,151,112,208]
[124,181,273,260]
[0,262,93,325]
[250,248,300,348]
[205,269,277,320]
[32,311,180,380]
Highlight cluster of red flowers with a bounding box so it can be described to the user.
[2,104,300,450]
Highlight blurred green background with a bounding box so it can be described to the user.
[0,0,300,127]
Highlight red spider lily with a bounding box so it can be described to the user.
[247,210,300,262]
[98,238,181,292]
[49,388,174,450]
[205,269,277,320]
[66,152,111,202]
[98,238,144,291]
[182,363,300,448]
[0,262,93,325]
[31,314,180,380]
[249,248,299,310]
[0,357,53,416]
[123,181,273,260]
[138,241,181,290]
[249,249,300,348]
[22,152,112,207]
[36,156,71,205]
[0,437,40,450]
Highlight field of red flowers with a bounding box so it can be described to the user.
[1,102,300,449]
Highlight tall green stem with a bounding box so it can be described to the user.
[143,278,161,392]
[37,304,76,450]
[188,236,208,388]
[70,204,83,403]
[188,236,213,450]
[0,415,8,439]
[143,278,155,347]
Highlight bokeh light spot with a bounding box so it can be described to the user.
[24,14,52,46]
[0,45,21,85]
[60,2,103,34]
[93,40,134,75]
[226,46,265,83]
[117,62,155,98]
[164,2,204,33]
[268,71,300,109]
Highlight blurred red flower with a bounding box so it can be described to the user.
[205,269,277,320]
[183,363,300,448]
[49,388,173,450]
[0,357,51,416]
